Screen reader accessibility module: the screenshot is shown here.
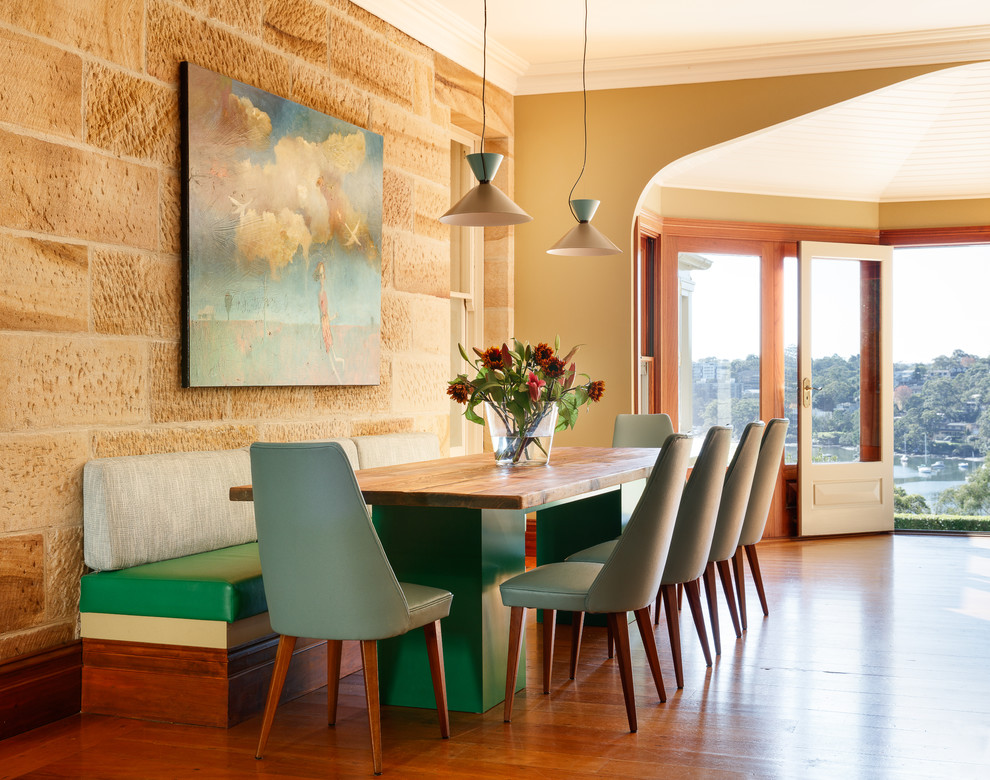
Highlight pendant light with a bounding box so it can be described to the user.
[547,0,621,256]
[440,0,531,227]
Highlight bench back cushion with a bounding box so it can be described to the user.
[84,449,256,571]
[352,432,441,470]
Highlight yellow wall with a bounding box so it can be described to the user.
[654,188,990,230]
[655,187,880,229]
[880,198,990,229]
[514,63,976,448]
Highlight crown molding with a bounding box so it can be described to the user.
[516,26,990,94]
[350,0,527,93]
[351,3,990,96]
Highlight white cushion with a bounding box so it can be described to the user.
[352,433,441,470]
[83,449,256,571]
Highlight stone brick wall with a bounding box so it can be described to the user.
[0,0,515,660]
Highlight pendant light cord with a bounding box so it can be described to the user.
[480,0,489,177]
[567,0,589,221]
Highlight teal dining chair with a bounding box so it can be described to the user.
[500,434,691,733]
[733,418,790,629]
[701,420,764,655]
[541,413,678,679]
[612,413,675,447]
[249,442,453,776]
[567,426,732,689]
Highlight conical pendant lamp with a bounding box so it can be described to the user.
[440,1,531,227]
[548,198,620,254]
[547,0,620,256]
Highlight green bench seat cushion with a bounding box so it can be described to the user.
[79,543,266,623]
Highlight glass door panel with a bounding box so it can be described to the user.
[677,252,761,454]
[808,257,882,463]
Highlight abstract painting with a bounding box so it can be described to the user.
[181,62,382,386]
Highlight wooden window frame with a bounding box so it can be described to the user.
[635,215,881,537]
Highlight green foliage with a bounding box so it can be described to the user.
[731,396,760,431]
[893,486,930,514]
[933,456,990,514]
[894,514,990,532]
[893,351,990,458]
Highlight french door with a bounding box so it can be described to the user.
[638,217,895,538]
[797,241,893,535]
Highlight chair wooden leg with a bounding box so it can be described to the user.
[746,544,770,616]
[717,559,742,638]
[504,606,526,723]
[256,634,296,759]
[732,546,748,631]
[327,639,342,726]
[607,618,615,658]
[654,586,661,626]
[423,620,450,739]
[569,611,584,679]
[633,607,666,703]
[683,578,712,668]
[608,612,638,732]
[677,582,684,610]
[542,609,557,694]
[702,562,721,656]
[360,640,383,776]
[660,584,683,689]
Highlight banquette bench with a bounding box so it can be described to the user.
[78,433,441,727]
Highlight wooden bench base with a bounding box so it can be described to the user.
[82,635,361,728]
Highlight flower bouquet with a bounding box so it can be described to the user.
[447,338,605,465]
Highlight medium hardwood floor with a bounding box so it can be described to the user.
[2,535,989,779]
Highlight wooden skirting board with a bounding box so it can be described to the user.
[0,642,82,741]
[82,635,361,728]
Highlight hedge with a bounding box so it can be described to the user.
[894,514,990,532]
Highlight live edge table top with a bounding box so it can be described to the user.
[229,446,660,510]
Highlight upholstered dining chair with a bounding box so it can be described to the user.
[733,418,789,629]
[249,442,453,776]
[500,434,691,733]
[701,420,764,656]
[608,413,677,580]
[612,413,675,447]
[567,425,732,689]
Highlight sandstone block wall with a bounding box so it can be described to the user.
[0,0,515,661]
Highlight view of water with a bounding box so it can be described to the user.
[894,457,978,503]
[784,444,981,504]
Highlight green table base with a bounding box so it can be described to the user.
[371,483,633,712]
[535,484,633,627]
[373,505,527,714]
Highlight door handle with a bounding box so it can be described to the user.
[802,378,822,408]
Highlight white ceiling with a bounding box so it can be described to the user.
[354,0,990,202]
[658,61,990,202]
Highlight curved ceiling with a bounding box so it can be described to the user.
[657,61,990,202]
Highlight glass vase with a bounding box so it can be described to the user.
[484,403,558,466]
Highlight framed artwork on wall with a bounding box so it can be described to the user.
[180,62,383,387]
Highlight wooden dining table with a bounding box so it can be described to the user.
[231,445,662,713]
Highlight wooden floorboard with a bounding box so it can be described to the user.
[2,535,989,778]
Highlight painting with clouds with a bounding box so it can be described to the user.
[181,62,382,387]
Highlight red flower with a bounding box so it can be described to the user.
[588,380,605,402]
[481,347,503,370]
[543,357,566,379]
[446,381,472,404]
[526,371,546,402]
[533,342,554,367]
